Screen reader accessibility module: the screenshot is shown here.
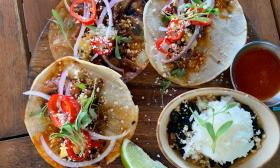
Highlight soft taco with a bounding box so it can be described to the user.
[48,0,148,81]
[144,0,247,86]
[24,56,138,167]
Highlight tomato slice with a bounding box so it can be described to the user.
[70,0,97,25]
[91,37,113,56]
[156,37,172,56]
[167,18,185,42]
[65,130,100,161]
[48,94,81,128]
[189,17,212,26]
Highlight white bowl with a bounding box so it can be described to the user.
[157,88,280,168]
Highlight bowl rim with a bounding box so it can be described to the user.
[156,87,280,168]
[230,40,280,107]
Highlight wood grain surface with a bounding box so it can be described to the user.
[0,0,28,139]
[1,0,280,167]
[271,0,280,37]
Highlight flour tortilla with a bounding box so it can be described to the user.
[144,0,247,86]
[24,56,139,167]
[48,0,149,81]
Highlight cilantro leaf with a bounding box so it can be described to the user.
[114,35,131,60]
[160,79,171,95]
[171,68,186,78]
[77,82,87,90]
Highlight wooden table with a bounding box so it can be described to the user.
[0,0,280,167]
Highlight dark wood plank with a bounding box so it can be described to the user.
[239,0,280,44]
[0,0,28,138]
[23,0,60,53]
[271,0,280,37]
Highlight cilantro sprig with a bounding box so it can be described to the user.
[189,101,238,152]
[51,9,73,50]
[114,35,132,60]
[50,79,99,155]
[171,68,186,78]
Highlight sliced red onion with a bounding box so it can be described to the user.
[162,0,176,12]
[163,26,200,63]
[203,0,215,9]
[23,91,50,101]
[64,0,70,12]
[58,69,68,95]
[97,0,122,25]
[177,0,184,15]
[89,131,128,141]
[101,55,124,73]
[40,136,116,167]
[90,53,99,62]
[65,81,71,96]
[159,26,168,32]
[103,0,113,40]
[73,3,90,58]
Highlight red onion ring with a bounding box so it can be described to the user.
[101,55,124,73]
[103,0,113,40]
[89,131,128,141]
[73,3,91,58]
[177,0,184,15]
[40,136,116,167]
[23,91,50,101]
[203,0,215,8]
[65,81,71,96]
[163,26,201,63]
[97,0,122,25]
[159,26,168,32]
[162,0,176,13]
[58,69,68,95]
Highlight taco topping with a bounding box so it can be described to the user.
[24,67,128,166]
[157,0,219,63]
[70,0,97,25]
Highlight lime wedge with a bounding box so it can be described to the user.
[121,139,167,168]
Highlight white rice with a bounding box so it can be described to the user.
[182,96,255,164]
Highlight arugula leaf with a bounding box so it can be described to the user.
[75,111,92,130]
[171,68,186,78]
[206,8,220,16]
[192,0,203,5]
[160,79,171,95]
[83,79,97,111]
[215,120,233,139]
[114,35,132,60]
[77,82,87,90]
[51,9,73,49]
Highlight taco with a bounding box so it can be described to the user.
[144,0,247,86]
[24,56,138,167]
[48,0,148,81]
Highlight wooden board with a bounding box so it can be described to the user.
[0,0,29,139]
[271,0,280,37]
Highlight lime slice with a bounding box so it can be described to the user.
[121,139,166,168]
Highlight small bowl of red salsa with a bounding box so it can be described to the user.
[231,41,280,107]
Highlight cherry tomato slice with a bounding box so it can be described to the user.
[91,37,113,56]
[167,18,185,42]
[48,94,81,128]
[70,0,97,25]
[65,130,100,161]
[156,37,172,56]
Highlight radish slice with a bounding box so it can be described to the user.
[64,0,70,12]
[73,3,90,58]
[103,0,113,40]
[58,69,68,95]
[101,55,124,73]
[89,131,128,141]
[40,136,116,167]
[23,91,50,101]
[163,26,200,63]
[97,0,122,25]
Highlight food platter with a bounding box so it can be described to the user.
[25,12,271,166]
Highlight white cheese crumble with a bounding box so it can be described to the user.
[182,97,255,164]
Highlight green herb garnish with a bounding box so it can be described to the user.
[188,101,236,153]
[171,68,186,78]
[51,9,73,49]
[87,25,97,31]
[50,79,99,155]
[160,79,171,95]
[114,35,132,60]
[77,82,87,90]
[29,104,48,119]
